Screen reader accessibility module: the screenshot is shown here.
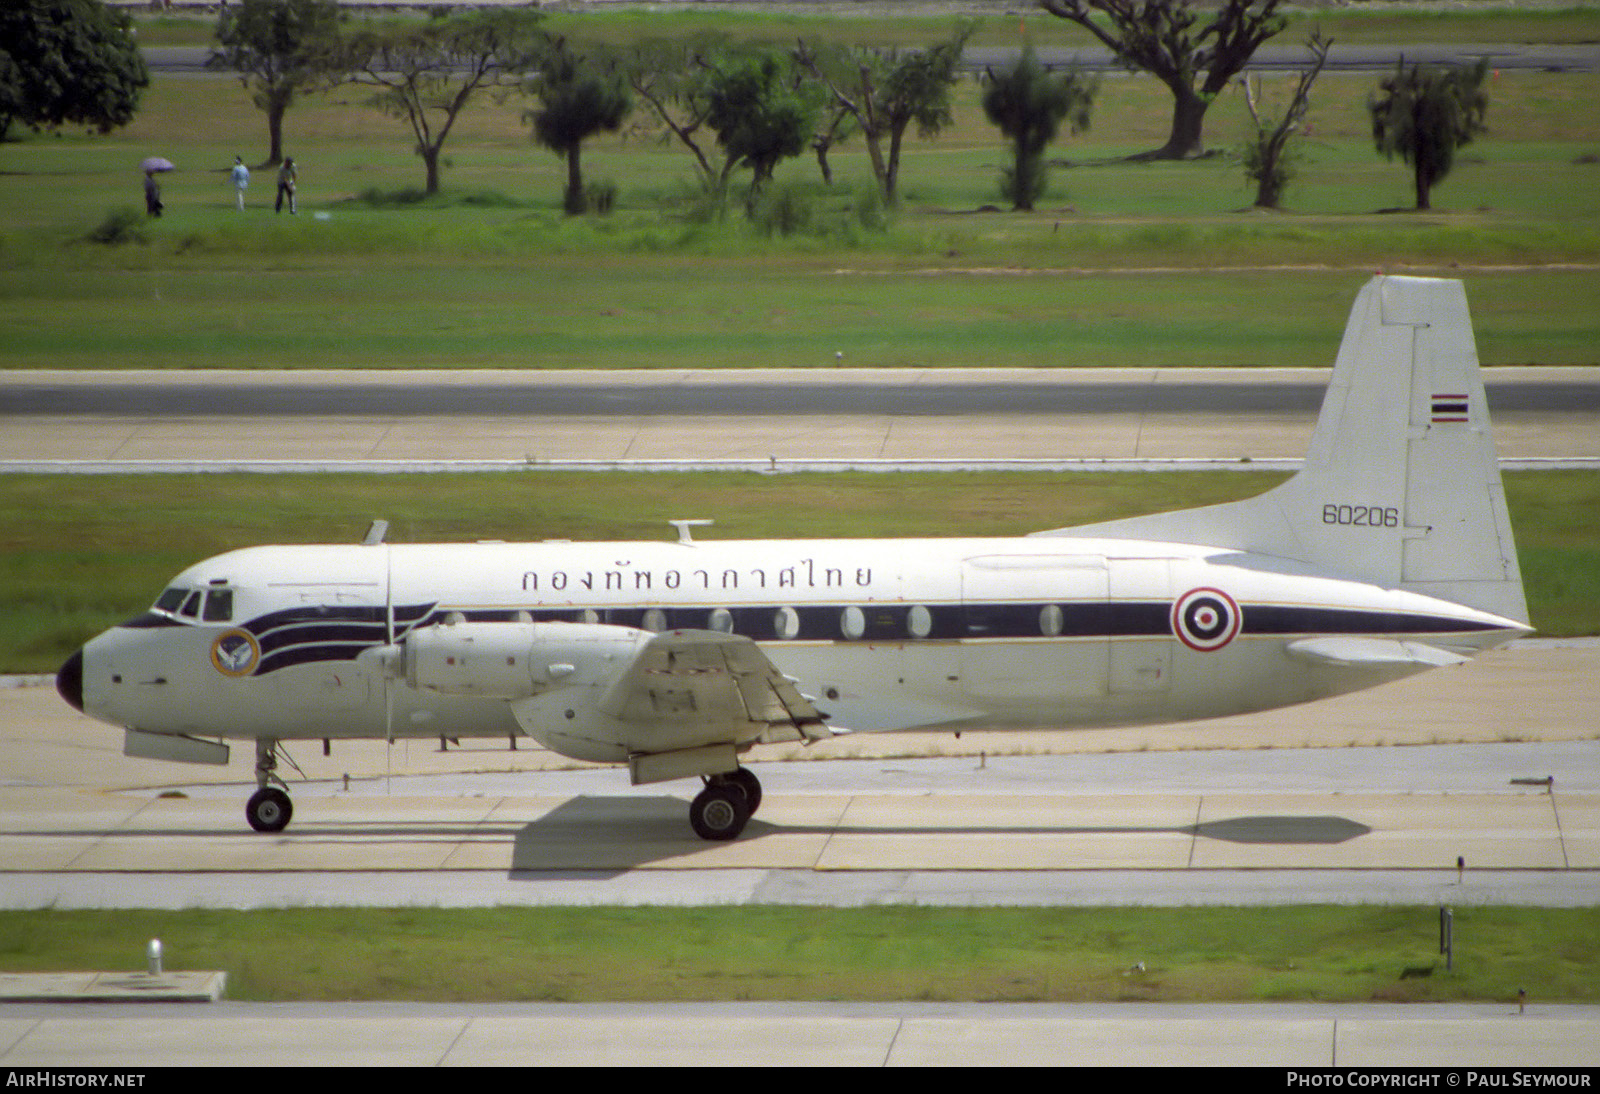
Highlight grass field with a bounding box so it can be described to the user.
[2,905,1595,1004]
[1,11,1598,371]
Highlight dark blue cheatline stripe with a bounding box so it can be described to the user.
[434,600,1501,644]
[234,598,1504,676]
[255,622,389,656]
[244,602,435,676]
[1241,605,1503,636]
[258,643,377,676]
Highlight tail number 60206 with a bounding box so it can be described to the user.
[1323,504,1399,528]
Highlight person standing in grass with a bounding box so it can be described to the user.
[231,157,250,210]
[143,171,162,217]
[275,157,297,214]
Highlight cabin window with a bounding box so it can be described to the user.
[154,587,187,614]
[203,588,234,622]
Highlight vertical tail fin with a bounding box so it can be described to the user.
[1037,275,1528,624]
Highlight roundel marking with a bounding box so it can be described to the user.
[210,629,262,677]
[1171,587,1240,652]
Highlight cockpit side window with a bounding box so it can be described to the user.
[203,588,234,622]
[154,587,187,614]
[178,591,202,619]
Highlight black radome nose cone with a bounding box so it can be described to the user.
[57,649,84,712]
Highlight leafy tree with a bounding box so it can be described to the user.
[807,100,857,187]
[622,34,737,192]
[797,24,972,205]
[1369,57,1489,211]
[210,0,343,168]
[527,39,631,214]
[0,0,147,142]
[702,50,820,210]
[340,9,547,195]
[981,47,1095,211]
[1039,0,1286,160]
[1239,32,1330,209]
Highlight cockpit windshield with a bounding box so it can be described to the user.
[152,585,234,623]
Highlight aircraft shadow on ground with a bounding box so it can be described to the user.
[1,803,1371,876]
[503,797,1374,873]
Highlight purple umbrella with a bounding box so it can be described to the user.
[140,157,175,174]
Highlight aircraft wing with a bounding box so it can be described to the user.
[595,629,834,744]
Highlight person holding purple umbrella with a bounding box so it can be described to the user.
[143,171,162,217]
[140,156,173,217]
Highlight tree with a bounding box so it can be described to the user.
[1369,57,1489,211]
[0,0,147,142]
[796,24,972,205]
[622,34,737,192]
[1039,0,1286,160]
[981,47,1095,211]
[527,39,631,214]
[340,9,547,195]
[1239,32,1330,209]
[702,50,820,209]
[210,0,343,168]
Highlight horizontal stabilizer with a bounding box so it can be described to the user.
[1285,637,1471,668]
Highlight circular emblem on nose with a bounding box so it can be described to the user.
[210,629,261,676]
[1172,587,1240,652]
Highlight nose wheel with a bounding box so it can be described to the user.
[246,786,293,833]
[246,738,296,833]
[688,768,762,841]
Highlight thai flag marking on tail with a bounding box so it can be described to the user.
[1431,393,1470,423]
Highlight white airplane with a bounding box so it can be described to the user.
[57,275,1530,840]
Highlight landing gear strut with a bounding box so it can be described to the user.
[688,767,763,841]
[246,738,294,833]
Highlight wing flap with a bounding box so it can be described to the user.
[595,629,832,740]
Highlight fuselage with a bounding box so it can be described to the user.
[61,534,1526,763]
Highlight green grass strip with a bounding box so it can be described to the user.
[2,906,1594,1004]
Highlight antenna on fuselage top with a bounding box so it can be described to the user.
[669,519,713,545]
[364,520,389,546]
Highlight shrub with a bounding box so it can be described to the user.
[84,206,146,245]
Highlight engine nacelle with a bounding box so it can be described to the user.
[403,619,647,699]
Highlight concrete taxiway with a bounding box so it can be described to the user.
[4,1000,1598,1068]
[3,641,1596,903]
[5,654,1598,1066]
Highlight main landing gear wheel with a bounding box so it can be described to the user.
[246,787,293,833]
[689,784,750,841]
[728,767,763,815]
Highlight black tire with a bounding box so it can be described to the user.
[727,768,763,815]
[246,787,293,833]
[689,785,749,841]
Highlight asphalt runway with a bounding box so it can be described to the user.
[4,367,1597,466]
[142,40,1600,75]
[6,369,1598,418]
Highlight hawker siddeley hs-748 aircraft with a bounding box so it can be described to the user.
[57,275,1530,840]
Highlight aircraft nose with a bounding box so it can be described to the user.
[57,649,85,713]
